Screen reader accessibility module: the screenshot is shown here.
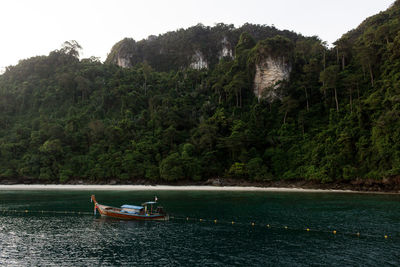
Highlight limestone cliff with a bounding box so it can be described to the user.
[116,55,133,68]
[190,50,208,69]
[105,23,301,72]
[190,37,233,69]
[218,37,233,59]
[253,56,291,101]
[109,38,233,70]
[251,35,294,101]
[107,38,137,68]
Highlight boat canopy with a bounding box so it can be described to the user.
[121,204,143,210]
[143,201,157,205]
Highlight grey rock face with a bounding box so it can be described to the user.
[253,56,291,101]
[190,50,208,69]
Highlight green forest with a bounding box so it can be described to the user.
[1,1,400,184]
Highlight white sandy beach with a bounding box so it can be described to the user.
[0,184,388,193]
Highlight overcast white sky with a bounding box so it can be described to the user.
[0,0,394,70]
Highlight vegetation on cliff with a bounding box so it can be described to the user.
[1,1,400,183]
[105,23,302,71]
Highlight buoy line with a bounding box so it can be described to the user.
[1,210,395,239]
[170,215,396,240]
[1,209,93,215]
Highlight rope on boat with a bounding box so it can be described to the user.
[169,215,396,240]
[0,209,395,239]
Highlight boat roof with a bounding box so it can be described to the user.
[143,201,157,205]
[121,204,143,210]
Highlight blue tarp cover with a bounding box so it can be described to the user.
[121,204,143,210]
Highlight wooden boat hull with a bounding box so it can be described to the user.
[95,203,169,221]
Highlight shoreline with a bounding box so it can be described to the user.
[0,184,397,194]
[1,176,400,194]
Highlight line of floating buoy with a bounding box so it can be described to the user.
[170,216,395,239]
[0,209,92,215]
[2,211,393,239]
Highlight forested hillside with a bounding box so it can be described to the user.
[105,23,301,71]
[0,1,400,184]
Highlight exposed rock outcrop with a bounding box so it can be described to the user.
[218,37,233,59]
[190,50,208,69]
[253,56,291,101]
[116,55,133,68]
[107,38,137,68]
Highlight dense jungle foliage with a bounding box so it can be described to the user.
[1,1,400,183]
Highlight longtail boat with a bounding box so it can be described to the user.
[90,195,169,221]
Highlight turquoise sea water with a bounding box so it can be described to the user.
[0,190,399,266]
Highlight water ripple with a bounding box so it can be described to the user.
[0,191,399,266]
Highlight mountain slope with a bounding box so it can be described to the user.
[0,2,400,186]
